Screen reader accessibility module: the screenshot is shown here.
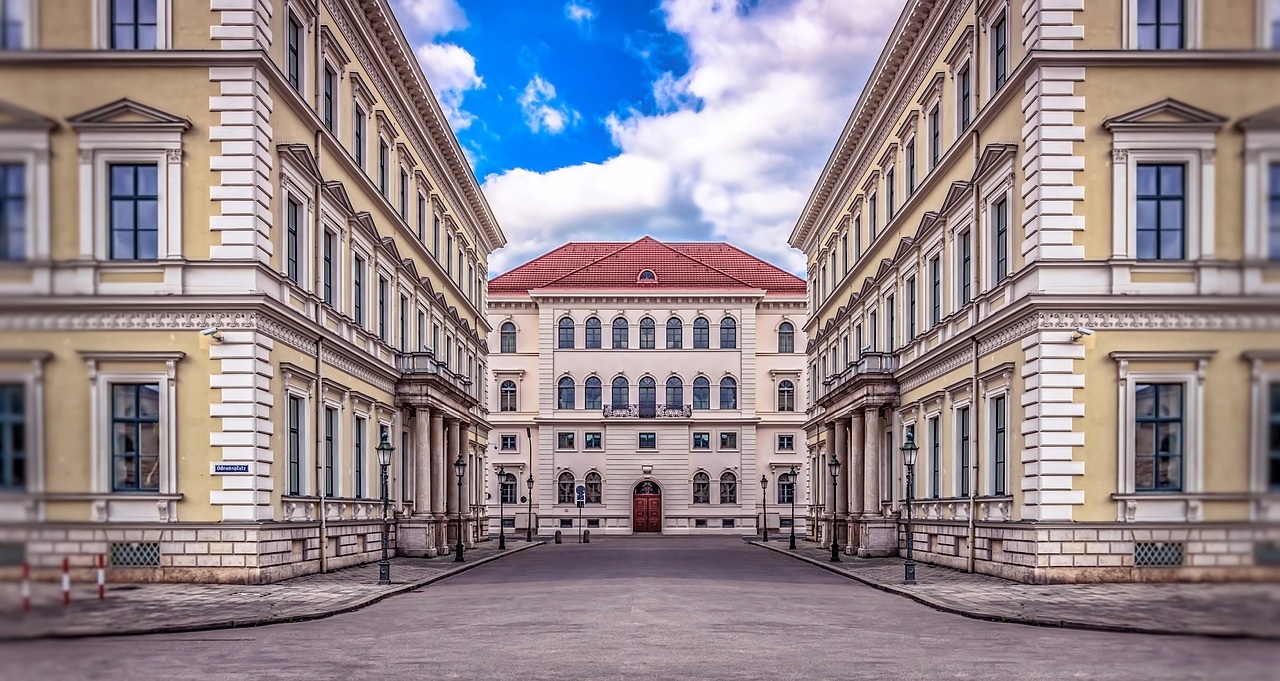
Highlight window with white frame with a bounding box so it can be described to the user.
[353,414,366,499]
[321,229,336,306]
[1113,352,1208,498]
[285,195,302,283]
[378,138,389,197]
[500,434,517,451]
[928,414,941,499]
[0,379,29,491]
[990,393,1008,496]
[108,163,158,260]
[398,294,408,352]
[499,380,517,412]
[500,321,516,353]
[1,0,31,49]
[906,275,918,339]
[1132,0,1190,50]
[585,471,602,503]
[991,195,1010,283]
[556,431,575,450]
[693,472,710,503]
[557,377,575,410]
[886,166,896,221]
[720,431,738,450]
[778,321,794,353]
[777,380,795,412]
[868,192,879,239]
[584,376,601,409]
[399,167,408,218]
[0,161,26,260]
[905,139,916,198]
[287,393,305,496]
[82,351,180,497]
[990,7,1008,91]
[719,471,737,504]
[929,254,942,326]
[352,103,365,169]
[1135,163,1186,260]
[957,227,972,304]
[323,64,337,132]
[105,0,170,50]
[416,191,425,241]
[956,405,971,497]
[1270,162,1280,260]
[352,253,366,326]
[928,104,942,169]
[323,405,337,497]
[584,432,602,450]
[377,275,388,342]
[886,293,896,350]
[1267,0,1280,48]
[286,10,303,93]
[777,472,795,504]
[957,62,972,132]
[778,434,795,451]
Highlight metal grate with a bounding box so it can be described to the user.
[1254,542,1280,567]
[0,543,24,566]
[1134,541,1184,567]
[109,542,160,567]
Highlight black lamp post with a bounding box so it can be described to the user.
[788,465,798,550]
[759,475,769,542]
[525,474,535,542]
[375,431,394,585]
[453,453,466,562]
[901,430,919,585]
[828,455,841,562]
[497,465,507,550]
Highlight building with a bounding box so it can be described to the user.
[789,0,1280,582]
[486,237,809,536]
[0,0,504,582]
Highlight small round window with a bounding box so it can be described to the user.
[639,270,656,281]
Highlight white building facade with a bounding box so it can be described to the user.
[486,237,810,536]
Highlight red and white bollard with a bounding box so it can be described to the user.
[61,557,70,607]
[20,562,30,613]
[97,554,105,601]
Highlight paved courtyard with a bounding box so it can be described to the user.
[1,536,1276,680]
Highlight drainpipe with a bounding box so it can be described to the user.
[968,336,979,574]
[316,336,327,573]
[967,0,983,575]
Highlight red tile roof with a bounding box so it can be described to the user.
[489,236,806,294]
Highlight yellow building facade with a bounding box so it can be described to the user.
[0,0,504,582]
[790,0,1280,582]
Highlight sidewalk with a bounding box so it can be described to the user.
[753,540,1280,640]
[0,541,543,641]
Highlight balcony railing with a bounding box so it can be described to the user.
[397,351,473,388]
[822,351,898,393]
[603,403,693,418]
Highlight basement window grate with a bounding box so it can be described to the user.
[1134,541,1184,567]
[110,542,160,567]
[0,543,24,566]
[1254,541,1280,567]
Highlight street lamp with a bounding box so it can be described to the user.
[828,455,841,562]
[525,474,535,542]
[787,465,798,550]
[901,429,919,585]
[759,475,769,543]
[453,453,466,562]
[496,465,507,550]
[374,431,394,585]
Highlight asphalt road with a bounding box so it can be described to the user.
[2,536,1276,680]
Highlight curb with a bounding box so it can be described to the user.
[750,541,1271,641]
[9,541,546,642]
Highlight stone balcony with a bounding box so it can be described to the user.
[396,351,479,409]
[603,403,693,418]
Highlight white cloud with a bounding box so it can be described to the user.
[484,0,905,275]
[565,2,595,27]
[397,0,484,131]
[518,75,580,135]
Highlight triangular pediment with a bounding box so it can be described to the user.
[67,98,191,131]
[1238,105,1280,131]
[322,180,357,217]
[1102,98,1226,132]
[973,143,1017,182]
[0,100,57,131]
[279,144,322,182]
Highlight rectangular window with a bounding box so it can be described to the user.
[110,383,160,492]
[0,163,26,261]
[556,432,575,450]
[353,255,365,326]
[640,321,655,349]
[886,294,896,350]
[886,168,896,220]
[287,395,303,496]
[992,395,1007,496]
[432,214,441,258]
[905,141,916,196]
[692,432,710,449]
[992,10,1008,90]
[1136,163,1186,260]
[324,407,336,497]
[666,321,682,349]
[353,416,365,499]
[1271,0,1280,49]
[584,432,602,450]
[399,295,408,352]
[638,432,656,449]
[584,379,601,410]
[929,415,940,499]
[0,384,25,490]
[353,104,365,168]
[286,12,302,92]
[378,141,389,196]
[720,432,738,450]
[854,216,862,258]
[958,229,972,305]
[108,163,159,260]
[693,381,710,410]
[958,406,971,497]
[558,319,574,348]
[1268,383,1280,490]
[500,435,517,451]
[323,65,336,131]
[446,234,453,275]
[993,196,1009,282]
[377,276,388,341]
[1135,383,1184,491]
[929,255,941,326]
[1,0,26,49]
[585,320,601,348]
[929,105,941,167]
[778,434,794,451]
[399,169,408,217]
[1268,163,1280,260]
[841,233,848,274]
[869,193,878,239]
[416,193,426,242]
[286,196,301,283]
[110,0,158,49]
[959,65,971,131]
[907,276,917,339]
[868,312,878,352]
[1137,0,1184,50]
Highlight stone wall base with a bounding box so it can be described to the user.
[855,518,898,558]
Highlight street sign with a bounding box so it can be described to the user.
[575,484,586,504]
[211,463,250,475]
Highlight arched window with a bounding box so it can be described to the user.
[557,471,575,504]
[638,376,656,408]
[777,380,795,412]
[500,473,517,504]
[499,380,517,412]
[611,376,629,407]
[778,321,794,353]
[692,472,710,504]
[777,472,794,504]
[557,376,575,410]
[585,471,602,504]
[584,376,602,410]
[558,317,574,349]
[692,376,711,410]
[500,322,516,353]
[719,472,737,504]
[665,376,683,408]
[584,317,601,349]
[612,318,629,349]
[719,377,738,409]
[639,269,656,281]
[639,317,655,349]
[666,317,683,349]
[693,317,710,349]
[719,317,737,349]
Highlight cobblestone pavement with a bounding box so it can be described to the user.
[1,536,1276,681]
[755,540,1280,639]
[0,541,542,640]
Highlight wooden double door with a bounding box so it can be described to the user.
[632,481,662,533]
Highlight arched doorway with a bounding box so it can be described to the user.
[632,480,662,533]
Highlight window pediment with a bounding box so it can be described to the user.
[1238,105,1280,131]
[1102,98,1226,134]
[67,99,191,133]
[0,100,57,131]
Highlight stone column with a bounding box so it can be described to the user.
[822,421,836,547]
[833,419,848,517]
[431,411,446,549]
[413,408,431,515]
[849,411,865,517]
[863,407,881,516]
[446,419,460,515]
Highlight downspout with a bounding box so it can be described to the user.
[966,0,983,575]
[316,336,327,573]
[968,336,979,573]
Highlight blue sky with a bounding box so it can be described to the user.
[393,0,905,275]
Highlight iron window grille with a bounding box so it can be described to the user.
[719,473,737,504]
[1135,541,1184,567]
[693,473,710,504]
[110,542,160,567]
[557,473,574,504]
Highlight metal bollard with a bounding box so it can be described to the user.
[554,530,562,544]
[582,530,590,544]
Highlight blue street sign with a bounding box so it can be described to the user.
[575,484,586,504]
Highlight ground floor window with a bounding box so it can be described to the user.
[693,472,710,504]
[500,472,517,504]
[0,384,24,491]
[111,383,160,492]
[719,472,737,504]
[1269,383,1280,490]
[558,471,574,503]
[1135,382,1183,492]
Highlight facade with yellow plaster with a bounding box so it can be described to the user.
[790,0,1280,582]
[0,0,505,582]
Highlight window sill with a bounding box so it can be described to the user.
[42,492,183,501]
